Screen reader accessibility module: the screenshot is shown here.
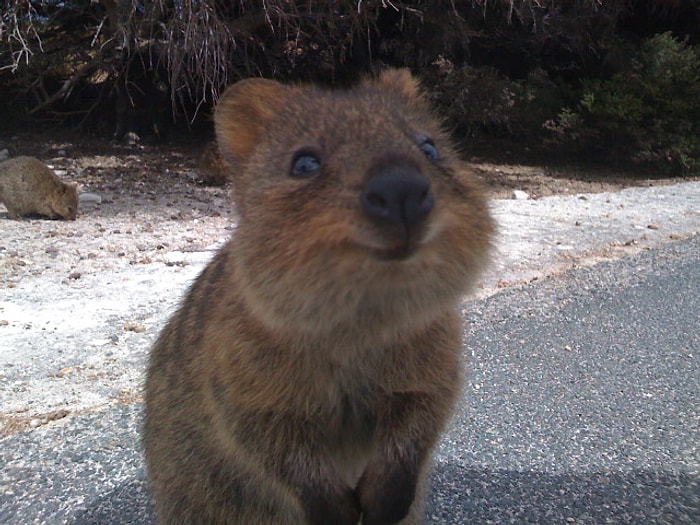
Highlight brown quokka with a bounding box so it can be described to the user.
[143,69,494,525]
[0,156,78,220]
[197,141,229,186]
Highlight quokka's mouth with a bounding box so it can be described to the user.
[358,222,436,261]
[371,242,419,261]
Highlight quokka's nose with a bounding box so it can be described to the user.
[361,165,434,231]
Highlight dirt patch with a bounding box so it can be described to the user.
[470,161,698,200]
[2,132,696,205]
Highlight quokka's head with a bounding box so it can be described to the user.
[51,181,78,220]
[214,69,494,337]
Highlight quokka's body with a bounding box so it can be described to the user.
[143,69,494,525]
[0,156,77,220]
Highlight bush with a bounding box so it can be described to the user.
[549,32,700,174]
[427,61,564,143]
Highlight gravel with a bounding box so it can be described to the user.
[430,236,699,524]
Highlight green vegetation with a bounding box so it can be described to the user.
[573,33,700,174]
[1,1,698,173]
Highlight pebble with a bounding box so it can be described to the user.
[79,192,102,205]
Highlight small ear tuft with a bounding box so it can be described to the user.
[214,79,289,166]
[370,68,424,104]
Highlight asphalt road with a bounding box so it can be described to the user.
[1,237,698,524]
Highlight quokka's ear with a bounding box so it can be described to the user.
[367,68,426,107]
[214,79,291,165]
[60,183,76,195]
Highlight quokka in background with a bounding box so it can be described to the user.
[0,156,77,220]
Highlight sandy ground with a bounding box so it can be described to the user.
[1,139,699,436]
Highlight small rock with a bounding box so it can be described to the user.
[511,190,530,200]
[57,366,79,377]
[124,322,146,333]
[79,192,102,205]
[164,251,187,264]
[0,149,9,161]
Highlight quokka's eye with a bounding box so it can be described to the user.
[290,148,322,178]
[419,138,440,161]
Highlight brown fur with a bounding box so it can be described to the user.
[197,142,229,186]
[0,156,78,220]
[143,69,494,525]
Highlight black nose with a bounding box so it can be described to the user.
[361,165,434,231]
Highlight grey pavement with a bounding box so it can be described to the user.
[1,237,698,524]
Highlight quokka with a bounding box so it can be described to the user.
[144,69,494,525]
[0,156,77,220]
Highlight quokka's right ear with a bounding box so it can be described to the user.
[214,78,290,165]
[367,68,428,112]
